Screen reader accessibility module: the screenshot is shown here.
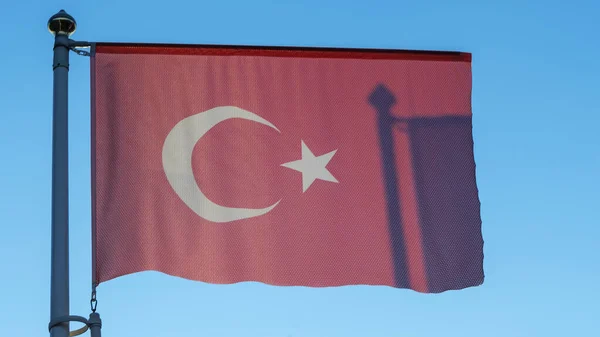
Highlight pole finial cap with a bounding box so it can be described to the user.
[48,10,76,36]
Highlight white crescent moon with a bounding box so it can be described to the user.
[162,106,281,223]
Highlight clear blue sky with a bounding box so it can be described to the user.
[1,0,598,336]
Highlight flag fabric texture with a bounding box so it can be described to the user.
[91,43,483,293]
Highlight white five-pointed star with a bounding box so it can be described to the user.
[281,141,339,192]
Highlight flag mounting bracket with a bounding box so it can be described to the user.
[48,313,101,337]
[69,40,93,57]
[52,39,92,57]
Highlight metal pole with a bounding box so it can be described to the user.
[48,10,76,337]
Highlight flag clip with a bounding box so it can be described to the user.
[90,285,98,313]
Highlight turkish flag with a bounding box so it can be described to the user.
[92,44,483,293]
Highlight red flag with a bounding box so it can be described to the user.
[91,43,483,293]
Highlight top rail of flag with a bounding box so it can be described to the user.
[93,42,471,62]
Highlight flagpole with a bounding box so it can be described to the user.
[48,10,76,337]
